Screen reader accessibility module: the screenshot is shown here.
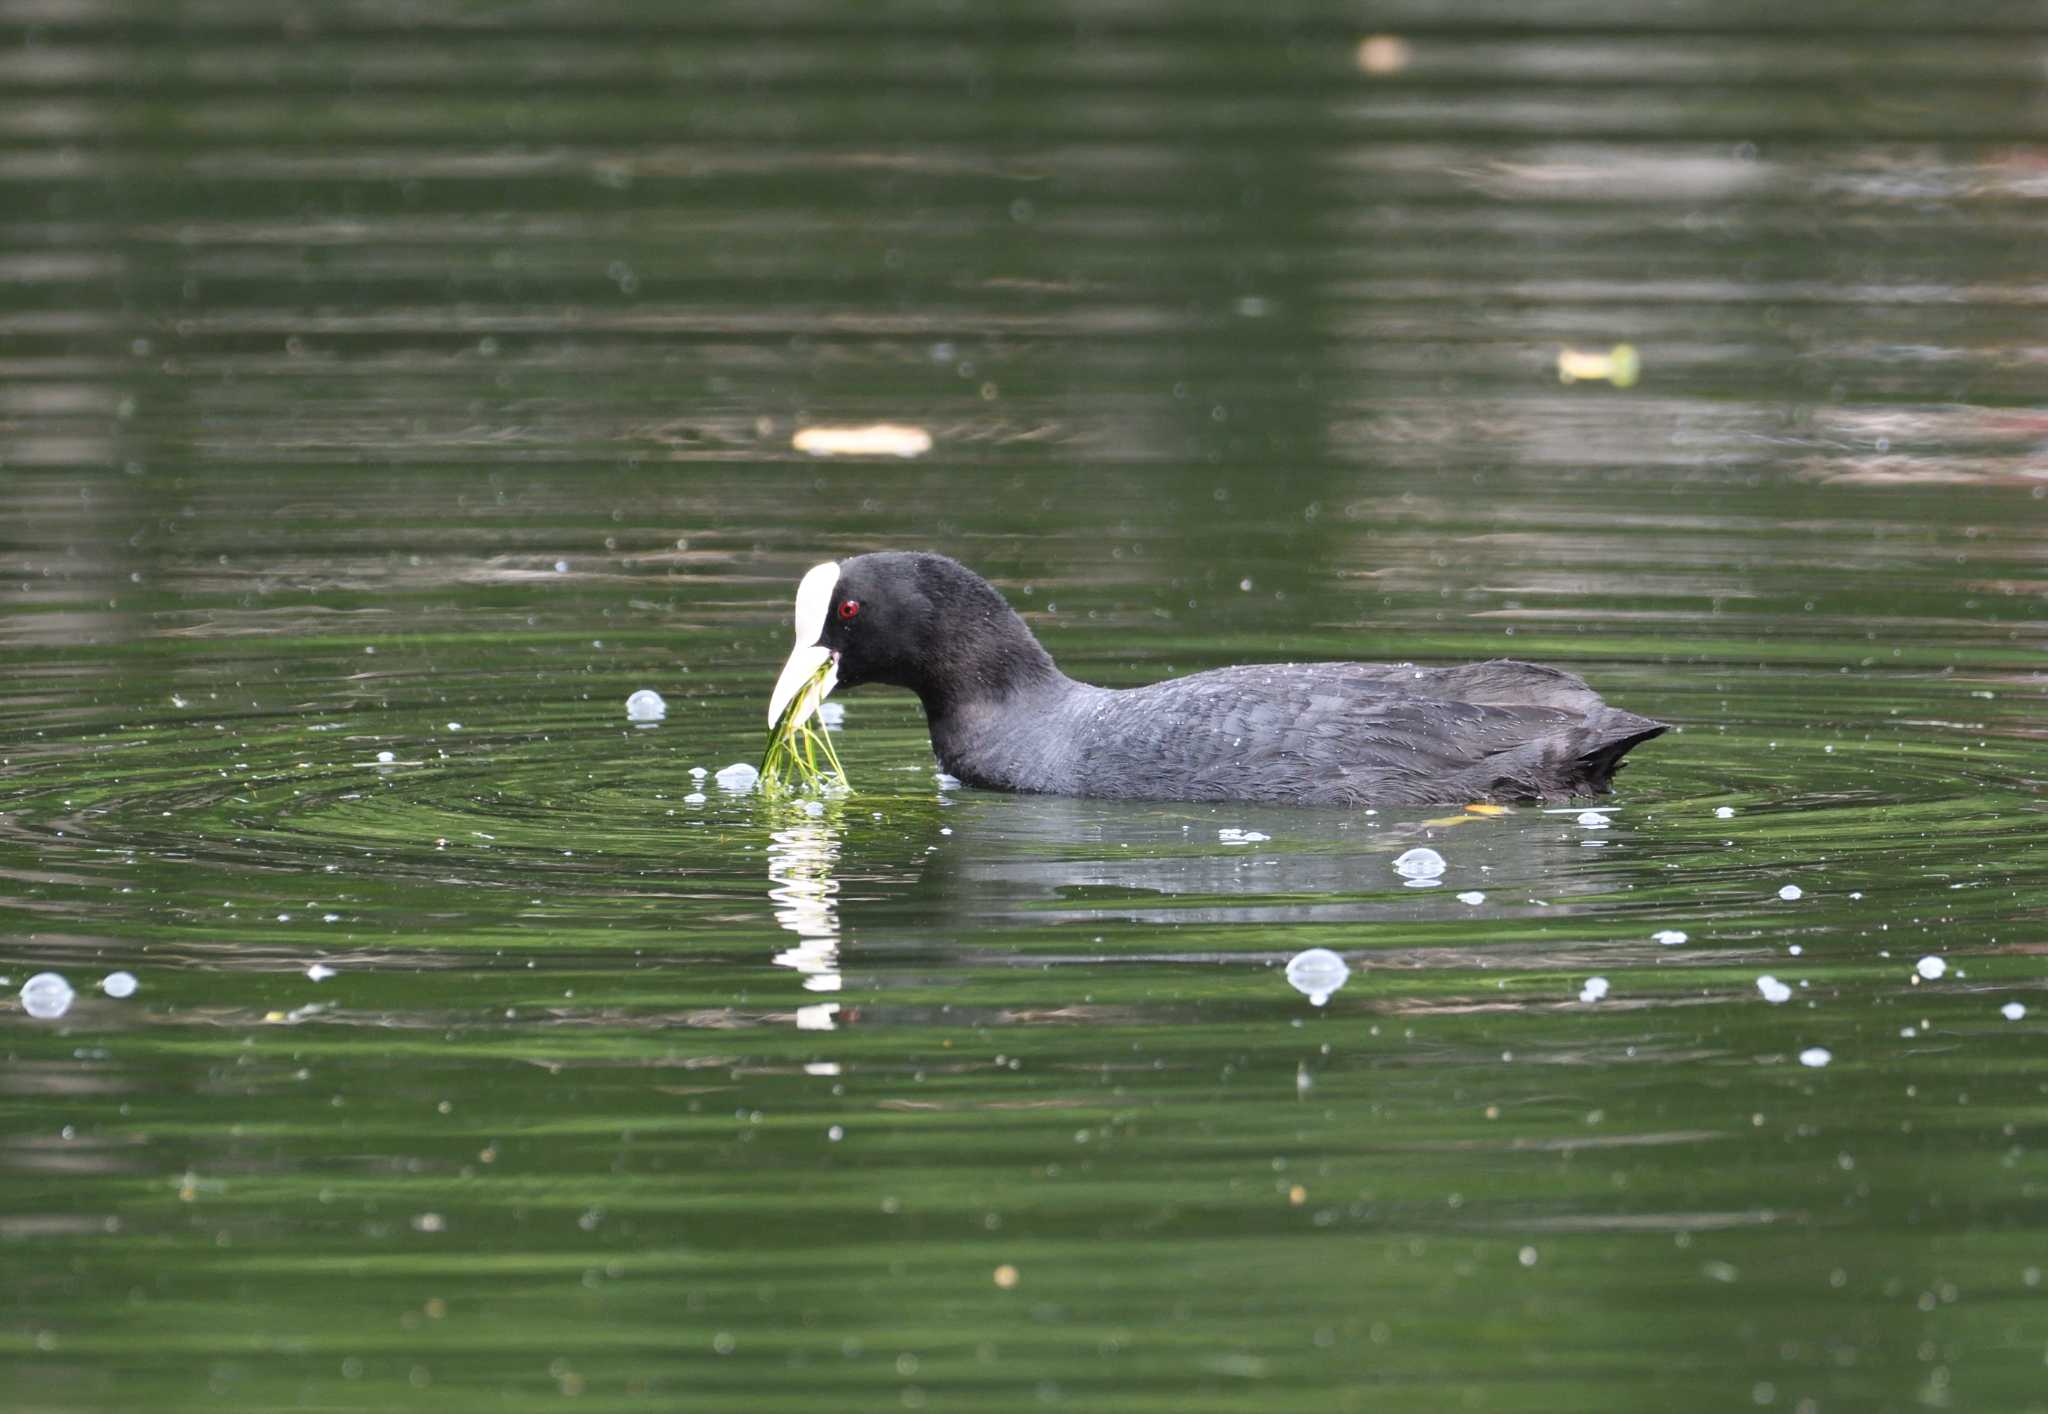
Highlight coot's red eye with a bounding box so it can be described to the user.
[838,599,860,620]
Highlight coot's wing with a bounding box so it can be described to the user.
[1078,662,1659,804]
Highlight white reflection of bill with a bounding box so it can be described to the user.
[767,820,842,1027]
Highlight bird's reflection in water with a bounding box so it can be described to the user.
[766,809,843,1030]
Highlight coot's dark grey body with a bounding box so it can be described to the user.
[773,552,1666,807]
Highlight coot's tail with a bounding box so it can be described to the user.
[1565,709,1667,797]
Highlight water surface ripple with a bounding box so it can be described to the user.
[3,4,2046,1411]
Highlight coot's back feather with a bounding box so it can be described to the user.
[775,552,1667,807]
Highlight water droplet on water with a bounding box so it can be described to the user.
[625,689,667,723]
[20,972,74,1019]
[1654,929,1688,946]
[2002,1002,2026,1021]
[1285,949,1349,1006]
[1778,884,1804,901]
[306,964,337,982]
[376,750,396,764]
[1798,1047,1832,1068]
[1915,955,1946,981]
[714,762,760,792]
[1393,847,1446,886]
[1579,977,1610,1004]
[1715,806,1735,819]
[1757,976,1792,1004]
[1457,891,1486,905]
[99,971,137,999]
[1576,811,1610,828]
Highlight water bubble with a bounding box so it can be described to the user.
[1284,949,1349,1006]
[1756,976,1792,1004]
[99,971,138,999]
[376,750,396,764]
[1393,847,1446,886]
[1654,930,1688,946]
[683,792,706,805]
[1798,1046,1832,1068]
[1579,976,1610,1004]
[1456,891,1486,905]
[1715,806,1735,819]
[1576,811,1611,828]
[2002,1002,2026,1022]
[445,722,462,732]
[20,972,74,1019]
[305,963,337,982]
[1914,955,1946,981]
[1777,884,1803,901]
[714,762,760,792]
[1218,828,1271,844]
[624,689,667,723]
[818,701,845,728]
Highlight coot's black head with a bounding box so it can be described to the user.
[767,551,1057,727]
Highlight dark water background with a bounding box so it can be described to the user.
[4,2,2046,1410]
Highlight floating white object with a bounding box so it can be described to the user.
[1557,343,1639,388]
[1778,884,1803,901]
[1579,976,1610,1003]
[1218,828,1271,844]
[818,701,845,728]
[795,1001,840,1031]
[99,971,138,999]
[20,972,74,1019]
[1576,811,1611,828]
[1457,891,1486,905]
[1715,806,1735,819]
[934,772,961,790]
[376,750,396,763]
[792,423,933,458]
[305,963,337,982]
[1756,976,1792,1004]
[1284,949,1350,1006]
[683,792,706,804]
[625,689,667,723]
[2002,1002,2026,1021]
[1393,847,1446,884]
[1798,1046,1832,1068]
[1654,929,1688,946]
[714,762,760,792]
[1915,955,1946,981]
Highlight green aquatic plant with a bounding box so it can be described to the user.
[761,657,848,793]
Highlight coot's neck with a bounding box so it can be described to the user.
[914,610,1073,774]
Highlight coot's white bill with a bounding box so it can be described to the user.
[767,561,842,729]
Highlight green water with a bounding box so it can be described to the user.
[4,4,2047,1411]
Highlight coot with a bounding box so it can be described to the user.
[768,552,1665,806]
